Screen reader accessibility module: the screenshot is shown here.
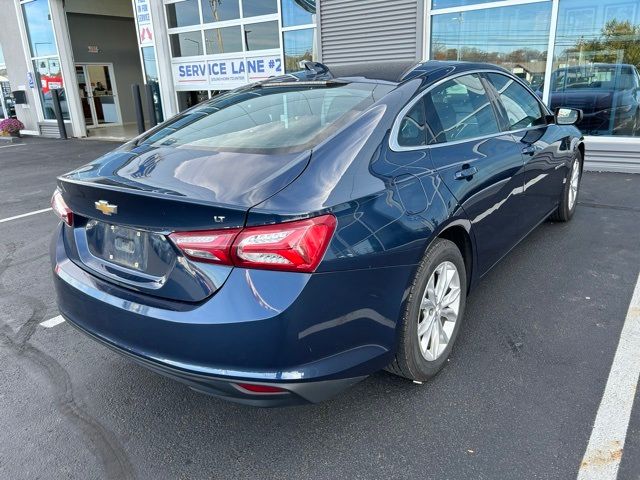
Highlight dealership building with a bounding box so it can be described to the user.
[0,0,639,171]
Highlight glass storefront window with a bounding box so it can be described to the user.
[34,57,69,120]
[244,21,280,50]
[282,0,316,27]
[201,0,240,23]
[550,0,640,136]
[0,46,8,119]
[166,0,200,28]
[142,47,164,123]
[242,0,278,17]
[431,3,552,90]
[22,0,57,57]
[177,90,209,111]
[283,28,315,72]
[205,26,243,54]
[170,31,204,57]
[167,0,315,101]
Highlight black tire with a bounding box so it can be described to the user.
[550,149,583,222]
[387,238,467,381]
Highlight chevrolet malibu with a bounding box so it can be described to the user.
[51,61,584,406]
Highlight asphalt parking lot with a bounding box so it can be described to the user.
[0,137,639,480]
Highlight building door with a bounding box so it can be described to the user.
[0,70,11,119]
[75,64,121,127]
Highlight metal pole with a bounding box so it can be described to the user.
[51,89,67,140]
[145,83,157,128]
[131,84,145,134]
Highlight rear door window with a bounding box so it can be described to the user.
[425,74,500,144]
[486,73,546,130]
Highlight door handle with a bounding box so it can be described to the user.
[454,165,478,180]
[522,145,537,156]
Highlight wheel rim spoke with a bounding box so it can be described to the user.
[568,160,580,209]
[426,273,436,304]
[429,318,440,357]
[439,320,449,344]
[441,306,457,323]
[418,313,436,337]
[434,264,447,302]
[440,286,460,308]
[421,296,436,312]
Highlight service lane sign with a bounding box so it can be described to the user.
[172,56,283,89]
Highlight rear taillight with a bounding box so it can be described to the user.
[232,215,336,272]
[168,214,336,273]
[169,228,241,264]
[51,190,73,226]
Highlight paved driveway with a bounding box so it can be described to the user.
[0,138,639,479]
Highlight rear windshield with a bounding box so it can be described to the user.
[139,82,394,153]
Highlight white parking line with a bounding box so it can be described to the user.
[577,272,640,479]
[0,207,52,224]
[39,315,65,328]
[0,143,26,149]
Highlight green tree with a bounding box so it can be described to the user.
[575,20,640,67]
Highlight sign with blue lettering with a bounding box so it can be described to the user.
[27,72,35,89]
[172,55,283,90]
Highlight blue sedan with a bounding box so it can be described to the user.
[51,61,584,406]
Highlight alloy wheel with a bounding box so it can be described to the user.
[417,261,461,361]
[568,158,580,210]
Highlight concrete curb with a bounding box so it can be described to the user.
[0,135,23,144]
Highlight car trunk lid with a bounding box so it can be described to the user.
[57,143,311,302]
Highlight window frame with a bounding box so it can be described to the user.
[390,69,552,152]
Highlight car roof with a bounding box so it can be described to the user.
[276,60,513,85]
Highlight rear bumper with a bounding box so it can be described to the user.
[52,223,413,405]
[63,316,364,406]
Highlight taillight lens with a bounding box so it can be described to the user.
[51,190,73,226]
[168,215,336,273]
[169,228,241,265]
[232,215,336,272]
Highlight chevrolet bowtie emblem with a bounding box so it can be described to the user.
[95,200,118,216]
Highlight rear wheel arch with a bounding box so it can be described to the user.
[437,224,473,292]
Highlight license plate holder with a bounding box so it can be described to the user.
[86,220,149,271]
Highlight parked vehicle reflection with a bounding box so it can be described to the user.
[544,63,640,136]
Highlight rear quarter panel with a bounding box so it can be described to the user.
[247,79,462,273]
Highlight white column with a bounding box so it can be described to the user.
[542,0,559,107]
[419,0,429,61]
[49,0,86,137]
[148,0,177,118]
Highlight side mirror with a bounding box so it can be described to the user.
[555,107,582,125]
